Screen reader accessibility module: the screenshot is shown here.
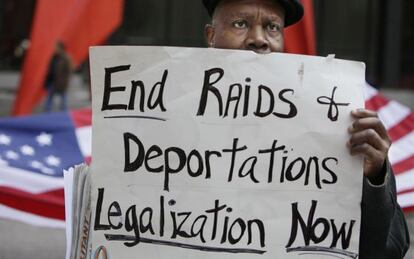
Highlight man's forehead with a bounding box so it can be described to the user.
[224,11,284,20]
[203,0,303,27]
[215,0,285,19]
[217,0,279,6]
[217,0,282,8]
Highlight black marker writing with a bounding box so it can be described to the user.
[317,86,350,121]
[123,132,221,191]
[123,132,339,191]
[197,67,297,119]
[101,66,167,112]
[94,189,266,253]
[286,200,356,258]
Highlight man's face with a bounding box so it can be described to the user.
[205,0,285,54]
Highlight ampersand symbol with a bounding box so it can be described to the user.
[317,86,350,121]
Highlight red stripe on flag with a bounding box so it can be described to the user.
[401,205,414,213]
[365,94,389,111]
[403,206,414,213]
[398,188,414,196]
[0,187,65,220]
[85,156,91,165]
[387,113,414,142]
[70,108,92,127]
[392,155,414,174]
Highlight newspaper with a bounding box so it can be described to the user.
[64,164,92,259]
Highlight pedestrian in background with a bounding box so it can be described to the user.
[44,41,72,112]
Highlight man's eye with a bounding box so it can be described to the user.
[233,20,247,29]
[267,23,281,32]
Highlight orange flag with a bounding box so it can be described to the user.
[284,0,316,55]
[62,0,124,68]
[12,0,77,116]
[12,0,124,115]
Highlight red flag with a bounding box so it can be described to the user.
[61,0,124,68]
[12,0,77,116]
[12,0,124,116]
[284,0,316,55]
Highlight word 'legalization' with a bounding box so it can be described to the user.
[94,189,266,254]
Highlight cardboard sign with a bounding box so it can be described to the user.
[89,46,365,259]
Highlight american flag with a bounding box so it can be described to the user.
[0,109,91,227]
[0,85,413,228]
[365,85,414,212]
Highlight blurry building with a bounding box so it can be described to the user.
[0,0,413,90]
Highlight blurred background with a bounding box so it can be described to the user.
[0,0,413,258]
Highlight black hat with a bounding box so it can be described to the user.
[202,0,304,27]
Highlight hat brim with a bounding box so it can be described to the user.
[202,0,304,27]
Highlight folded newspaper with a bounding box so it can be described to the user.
[64,46,365,259]
[64,164,91,259]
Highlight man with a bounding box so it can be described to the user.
[202,0,410,258]
[44,41,72,112]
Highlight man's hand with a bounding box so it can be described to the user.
[347,109,391,183]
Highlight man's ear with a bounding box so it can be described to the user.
[204,24,215,47]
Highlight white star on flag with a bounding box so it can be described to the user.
[20,145,35,156]
[41,167,55,175]
[45,155,61,167]
[30,160,43,169]
[36,132,53,146]
[0,134,11,145]
[5,150,19,160]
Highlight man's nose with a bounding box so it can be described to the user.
[245,26,270,53]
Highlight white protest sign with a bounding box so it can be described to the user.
[89,46,365,259]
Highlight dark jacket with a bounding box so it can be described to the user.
[359,161,410,258]
[45,52,72,93]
